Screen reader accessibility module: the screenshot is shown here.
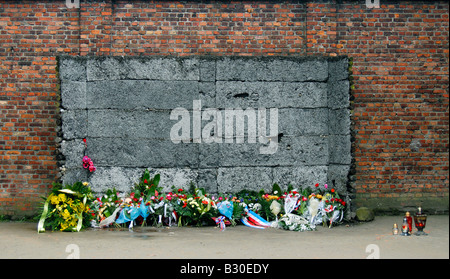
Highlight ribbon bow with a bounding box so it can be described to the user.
[215,216,226,231]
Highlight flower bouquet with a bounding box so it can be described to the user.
[37,182,95,232]
[297,183,346,228]
[184,188,217,226]
[116,170,164,228]
[277,189,314,232]
[321,188,346,228]
[91,188,123,228]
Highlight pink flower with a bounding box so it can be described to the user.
[82,156,96,172]
[324,184,328,189]
[83,156,90,164]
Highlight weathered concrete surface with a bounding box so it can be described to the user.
[1,215,448,259]
[58,56,351,199]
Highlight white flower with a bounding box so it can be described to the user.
[253,203,262,211]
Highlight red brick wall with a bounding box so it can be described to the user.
[1,0,448,217]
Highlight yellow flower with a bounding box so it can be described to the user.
[323,193,332,201]
[62,209,71,220]
[82,182,89,186]
[69,218,78,228]
[66,198,74,207]
[49,194,59,205]
[77,203,85,213]
[58,193,67,203]
[60,222,68,231]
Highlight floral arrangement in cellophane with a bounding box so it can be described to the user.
[38,169,348,233]
[37,181,95,232]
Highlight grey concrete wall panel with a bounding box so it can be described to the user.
[60,81,87,110]
[328,80,350,109]
[61,110,87,140]
[216,57,328,82]
[58,57,86,82]
[86,56,200,81]
[328,57,349,82]
[216,81,328,109]
[58,56,351,198]
[86,80,200,110]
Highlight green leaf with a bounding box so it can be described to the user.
[143,169,150,181]
[272,183,282,196]
[153,173,160,187]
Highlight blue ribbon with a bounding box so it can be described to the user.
[139,200,150,219]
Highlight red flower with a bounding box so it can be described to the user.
[331,188,335,193]
[315,183,319,187]
[178,188,183,192]
[144,179,148,184]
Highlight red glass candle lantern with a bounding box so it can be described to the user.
[413,207,427,236]
[405,212,412,233]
